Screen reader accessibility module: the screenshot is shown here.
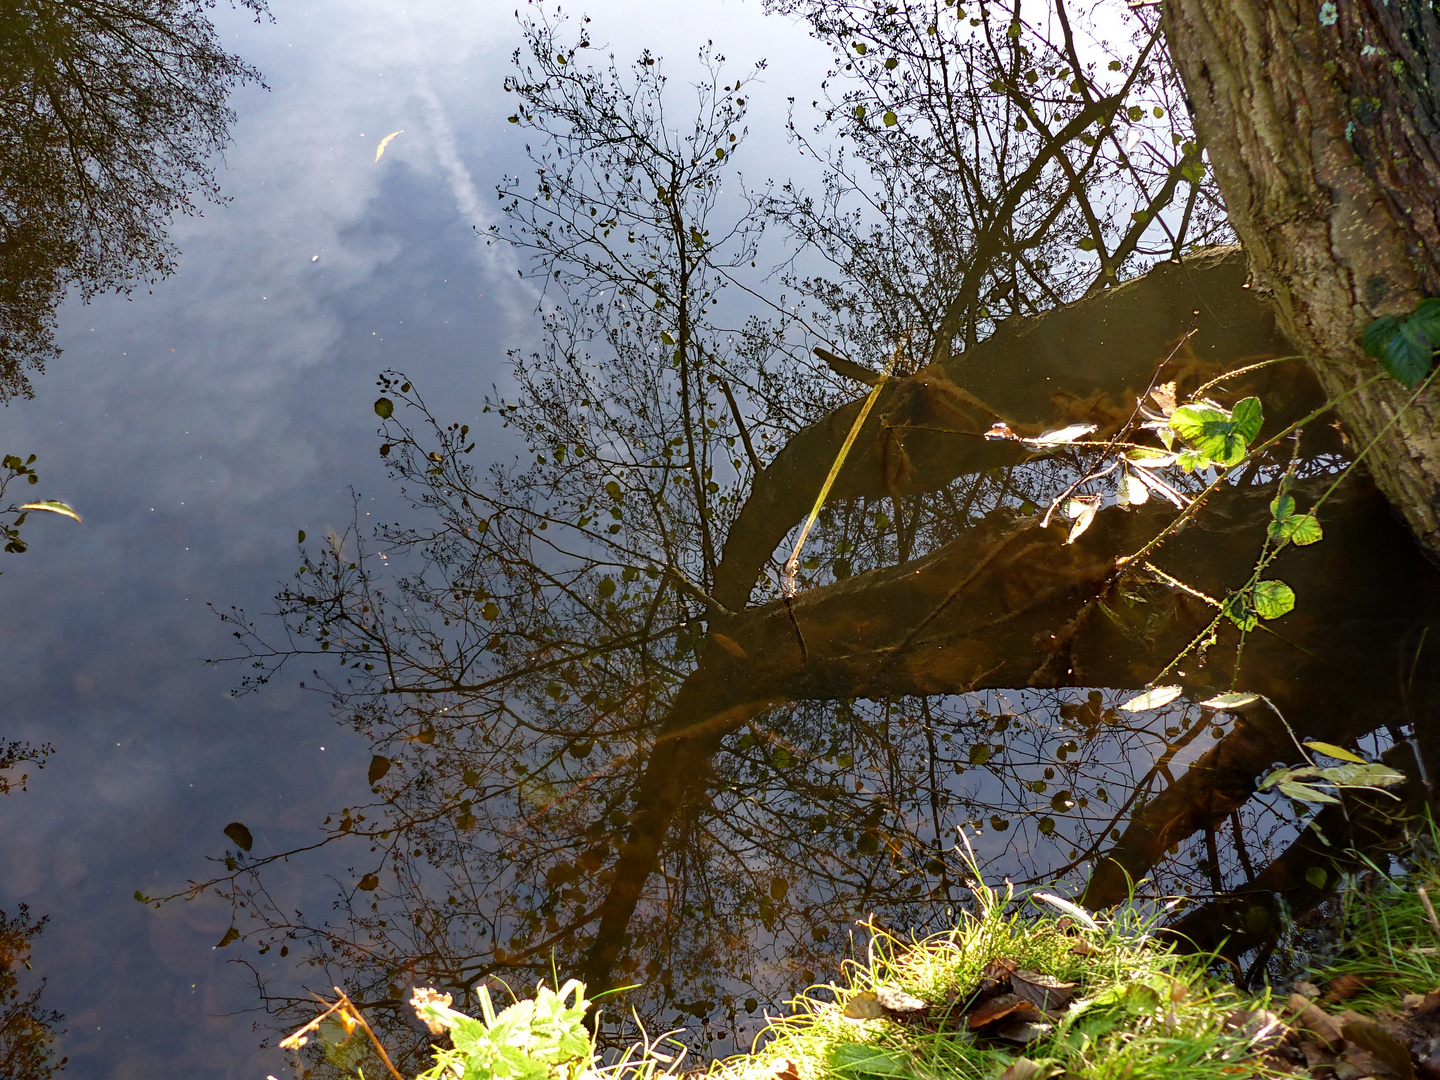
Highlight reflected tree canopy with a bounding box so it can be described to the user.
[0,907,63,1080]
[0,0,265,399]
[187,3,1440,1074]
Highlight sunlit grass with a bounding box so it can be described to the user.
[706,876,1290,1080]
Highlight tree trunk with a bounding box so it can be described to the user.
[1161,0,1440,558]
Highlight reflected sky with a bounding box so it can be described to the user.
[0,1,830,1075]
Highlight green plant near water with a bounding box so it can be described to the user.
[1307,817,1440,1009]
[704,882,1291,1080]
[411,980,600,1080]
[340,874,1301,1080]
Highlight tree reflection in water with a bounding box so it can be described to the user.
[0,0,266,399]
[187,4,1440,1074]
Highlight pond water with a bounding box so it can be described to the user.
[2,2,1439,1079]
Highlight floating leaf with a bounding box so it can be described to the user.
[1119,685,1183,711]
[1116,470,1148,507]
[1063,495,1100,544]
[1305,866,1328,889]
[215,927,239,949]
[368,755,392,784]
[357,873,380,891]
[1253,580,1295,620]
[1199,692,1260,710]
[374,397,394,419]
[1027,423,1096,446]
[374,130,404,162]
[1276,780,1342,804]
[224,821,254,851]
[710,632,748,659]
[18,501,80,523]
[1304,741,1367,765]
[660,331,676,346]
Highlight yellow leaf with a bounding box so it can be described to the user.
[375,130,404,162]
[1304,740,1368,765]
[19,500,81,523]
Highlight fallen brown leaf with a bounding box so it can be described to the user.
[1288,992,1344,1053]
[843,991,885,1020]
[1405,989,1440,1015]
[1342,1017,1417,1080]
[1223,1007,1289,1053]
[1011,970,1077,1012]
[774,1061,801,1080]
[874,986,929,1015]
[998,1056,1047,1080]
[968,993,1045,1030]
[1325,974,1376,1004]
[993,1020,1053,1045]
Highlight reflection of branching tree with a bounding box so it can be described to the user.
[185,3,1440,1073]
[0,0,267,399]
[0,907,63,1080]
[763,0,1228,370]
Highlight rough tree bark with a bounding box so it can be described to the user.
[1162,0,1440,558]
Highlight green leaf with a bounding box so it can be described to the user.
[1277,780,1342,804]
[1364,310,1436,388]
[1223,593,1257,632]
[18,501,80,523]
[1253,579,1296,620]
[224,821,254,851]
[660,331,676,346]
[482,601,500,621]
[1168,403,1250,466]
[597,577,616,598]
[368,755,392,784]
[1270,512,1323,545]
[1270,494,1295,521]
[828,1043,917,1079]
[883,110,897,126]
[1230,397,1263,442]
[297,529,307,544]
[968,743,992,765]
[374,397,394,419]
[854,105,866,120]
[1119,685,1183,711]
[1304,741,1367,765]
[1305,865,1328,889]
[1077,236,1097,251]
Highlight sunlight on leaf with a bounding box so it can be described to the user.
[374,130,404,162]
[18,500,80,522]
[1198,691,1260,710]
[1027,423,1096,446]
[1253,580,1295,620]
[1063,495,1100,543]
[1118,685,1182,711]
[1304,740,1368,765]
